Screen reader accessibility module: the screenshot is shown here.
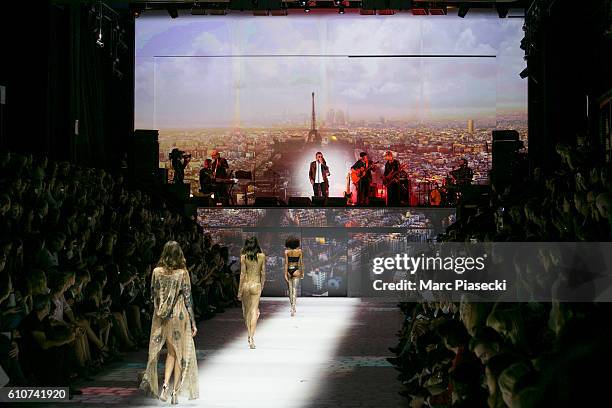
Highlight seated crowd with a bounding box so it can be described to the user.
[0,150,238,396]
[390,143,612,407]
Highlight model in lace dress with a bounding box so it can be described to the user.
[140,241,199,404]
[238,237,266,349]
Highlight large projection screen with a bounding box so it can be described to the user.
[135,13,527,197]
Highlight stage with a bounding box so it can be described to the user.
[64,298,403,408]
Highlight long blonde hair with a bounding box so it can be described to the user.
[157,241,187,271]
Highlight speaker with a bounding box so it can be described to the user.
[254,197,286,207]
[369,198,386,207]
[325,197,347,207]
[158,168,168,185]
[311,196,326,207]
[288,197,312,207]
[492,129,519,142]
[492,130,524,187]
[130,129,159,183]
[164,183,190,201]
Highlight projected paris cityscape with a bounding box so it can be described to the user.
[136,14,527,197]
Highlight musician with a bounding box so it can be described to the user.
[309,152,330,198]
[351,152,374,205]
[199,159,214,195]
[383,151,401,206]
[450,158,473,187]
[210,150,229,179]
[210,149,230,201]
[430,182,442,206]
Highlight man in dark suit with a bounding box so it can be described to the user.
[210,149,230,201]
[199,159,214,195]
[383,151,401,206]
[309,152,330,197]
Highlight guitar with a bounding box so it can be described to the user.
[382,163,408,187]
[350,161,379,184]
[344,171,353,204]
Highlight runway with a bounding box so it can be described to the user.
[68,298,403,408]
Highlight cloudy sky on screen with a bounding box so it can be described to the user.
[135,13,526,129]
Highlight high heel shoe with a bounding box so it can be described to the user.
[171,390,178,405]
[159,383,169,402]
[248,336,256,349]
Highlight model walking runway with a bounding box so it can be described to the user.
[68,298,402,408]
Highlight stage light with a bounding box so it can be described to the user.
[411,8,428,15]
[519,67,529,79]
[167,5,179,18]
[458,5,469,18]
[496,5,509,18]
[96,30,104,48]
[191,3,207,15]
[299,0,307,6]
[333,0,340,5]
[428,6,447,15]
[130,4,142,18]
[338,5,345,14]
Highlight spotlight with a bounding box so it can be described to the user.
[496,5,509,18]
[299,0,307,6]
[519,67,528,79]
[167,5,179,18]
[428,6,446,15]
[458,5,469,18]
[191,2,207,15]
[411,8,428,15]
[333,0,340,5]
[338,5,345,14]
[96,30,104,48]
[129,4,142,18]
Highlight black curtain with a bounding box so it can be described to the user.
[69,3,134,169]
[0,1,134,169]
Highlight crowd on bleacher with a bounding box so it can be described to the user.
[0,151,238,397]
[390,143,612,407]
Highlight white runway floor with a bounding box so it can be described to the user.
[68,297,404,408]
[193,298,360,408]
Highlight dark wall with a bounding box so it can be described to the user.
[0,1,134,169]
[527,0,612,171]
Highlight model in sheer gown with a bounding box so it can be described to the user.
[284,236,304,317]
[140,241,199,404]
[237,237,266,349]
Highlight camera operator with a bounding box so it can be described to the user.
[169,148,191,184]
